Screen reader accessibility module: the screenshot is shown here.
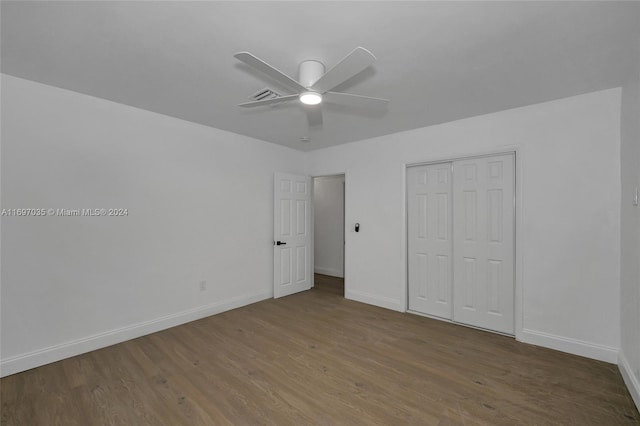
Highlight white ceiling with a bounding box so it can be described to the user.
[2,1,639,151]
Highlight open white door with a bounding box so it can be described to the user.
[274,173,312,298]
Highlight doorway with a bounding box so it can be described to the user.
[313,175,345,296]
[407,153,515,335]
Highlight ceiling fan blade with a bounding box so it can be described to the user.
[238,94,299,107]
[310,47,376,93]
[305,106,323,128]
[323,91,389,108]
[234,52,306,93]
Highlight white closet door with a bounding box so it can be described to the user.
[452,154,515,334]
[407,163,453,319]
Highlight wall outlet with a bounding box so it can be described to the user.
[199,280,207,291]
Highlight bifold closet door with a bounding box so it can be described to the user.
[407,163,453,319]
[452,154,515,334]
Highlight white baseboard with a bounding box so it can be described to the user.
[346,289,402,312]
[0,291,272,377]
[314,266,343,278]
[619,351,640,411]
[519,328,618,363]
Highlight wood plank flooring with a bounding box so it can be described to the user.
[2,274,639,425]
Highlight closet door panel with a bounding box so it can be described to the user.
[452,154,515,334]
[407,163,453,319]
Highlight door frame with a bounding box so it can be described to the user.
[403,147,523,340]
[311,170,349,296]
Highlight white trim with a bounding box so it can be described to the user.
[400,162,408,312]
[314,266,344,278]
[513,146,525,341]
[346,289,402,312]
[404,147,520,168]
[519,328,619,363]
[0,291,271,377]
[619,351,640,411]
[310,174,315,288]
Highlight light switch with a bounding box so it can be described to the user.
[634,186,639,207]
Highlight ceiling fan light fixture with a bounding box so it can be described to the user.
[299,91,322,105]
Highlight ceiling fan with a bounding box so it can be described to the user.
[234,47,389,127]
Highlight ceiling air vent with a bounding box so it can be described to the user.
[250,88,281,101]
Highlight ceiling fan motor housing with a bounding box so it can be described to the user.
[298,60,325,89]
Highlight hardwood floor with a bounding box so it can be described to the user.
[2,275,638,425]
[314,273,345,296]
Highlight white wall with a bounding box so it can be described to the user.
[0,75,305,376]
[307,88,622,363]
[313,175,344,278]
[619,38,640,409]
[0,73,628,380]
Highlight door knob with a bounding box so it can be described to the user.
[275,241,287,245]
